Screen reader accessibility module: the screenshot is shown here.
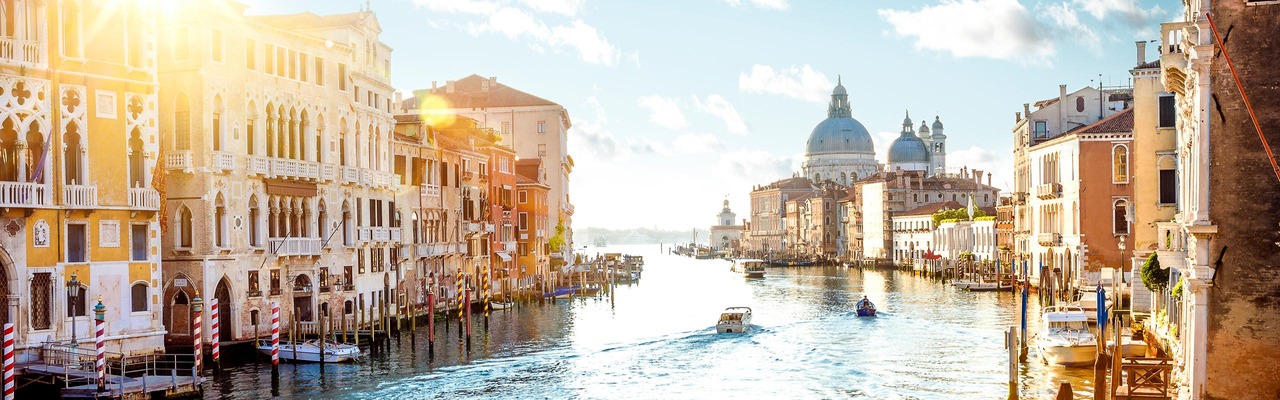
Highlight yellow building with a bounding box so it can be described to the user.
[0,0,166,354]
[1128,42,1178,268]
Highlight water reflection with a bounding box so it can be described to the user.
[208,245,1094,399]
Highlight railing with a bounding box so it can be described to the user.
[342,284,354,291]
[63,184,98,208]
[1037,232,1062,246]
[129,187,160,210]
[371,227,390,242]
[390,227,401,242]
[247,289,262,298]
[165,151,193,171]
[212,151,235,172]
[247,155,269,176]
[270,158,320,180]
[0,37,43,66]
[1160,21,1192,92]
[358,227,372,243]
[0,181,51,207]
[320,164,337,182]
[483,222,494,233]
[22,344,200,397]
[1115,357,1173,399]
[341,166,360,184]
[1035,182,1062,199]
[466,222,481,233]
[564,202,575,215]
[269,288,281,296]
[424,185,440,197]
[268,237,322,256]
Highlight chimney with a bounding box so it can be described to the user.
[481,78,490,92]
[987,172,992,187]
[432,81,437,90]
[394,92,403,112]
[1015,112,1022,123]
[489,76,497,85]
[973,169,982,185]
[446,80,455,93]
[1023,103,1031,118]
[1136,41,1147,66]
[1058,84,1068,130]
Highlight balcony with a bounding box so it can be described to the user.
[371,227,390,242]
[246,155,269,176]
[212,152,235,173]
[267,237,322,256]
[1160,22,1190,91]
[269,158,320,181]
[341,166,360,184]
[128,187,160,211]
[1037,232,1062,246]
[0,37,44,67]
[247,289,262,298]
[0,182,50,208]
[563,202,575,216]
[342,284,354,291]
[1035,183,1062,200]
[483,222,494,233]
[63,184,98,208]
[466,222,481,233]
[320,164,336,182]
[165,151,193,171]
[358,227,372,243]
[269,288,281,296]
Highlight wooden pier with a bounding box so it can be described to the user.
[17,344,203,399]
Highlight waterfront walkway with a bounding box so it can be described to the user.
[18,344,203,399]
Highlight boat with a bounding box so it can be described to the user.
[490,301,513,311]
[731,258,767,278]
[716,307,753,333]
[855,297,877,317]
[256,339,363,363]
[1035,305,1098,367]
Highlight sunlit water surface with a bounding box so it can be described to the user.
[208,245,1093,399]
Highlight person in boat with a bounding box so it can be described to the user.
[860,296,872,309]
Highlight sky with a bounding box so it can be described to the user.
[242,0,1174,230]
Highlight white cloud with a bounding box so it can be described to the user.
[1071,0,1163,28]
[878,0,1054,63]
[414,1,623,66]
[518,0,585,16]
[870,131,901,165]
[673,133,723,155]
[738,64,833,104]
[692,95,748,135]
[1044,2,1100,53]
[714,149,794,184]
[637,95,688,130]
[721,0,789,10]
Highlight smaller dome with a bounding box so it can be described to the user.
[902,114,912,127]
[932,116,944,131]
[888,131,931,164]
[832,83,846,96]
[918,121,930,133]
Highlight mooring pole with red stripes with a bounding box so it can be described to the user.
[94,297,106,393]
[211,298,220,372]
[2,323,12,400]
[192,294,204,376]
[427,291,435,356]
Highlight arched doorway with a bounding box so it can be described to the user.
[170,291,190,335]
[293,274,313,322]
[214,278,233,342]
[0,247,12,326]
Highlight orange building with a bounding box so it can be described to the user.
[514,158,549,290]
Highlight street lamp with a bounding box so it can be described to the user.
[67,272,82,346]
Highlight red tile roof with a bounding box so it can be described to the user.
[405,75,560,110]
[1080,108,1134,133]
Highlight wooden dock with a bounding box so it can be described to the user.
[18,344,204,399]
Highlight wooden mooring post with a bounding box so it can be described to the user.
[1006,326,1019,400]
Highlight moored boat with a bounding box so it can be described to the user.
[855,296,877,317]
[1035,305,1097,367]
[732,258,767,278]
[716,307,753,333]
[256,339,363,363]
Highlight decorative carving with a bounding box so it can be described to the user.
[5,220,20,238]
[32,219,49,247]
[99,220,121,247]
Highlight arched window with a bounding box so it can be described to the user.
[1075,96,1085,113]
[63,121,83,185]
[128,127,145,188]
[212,95,224,151]
[175,93,191,150]
[131,282,148,312]
[1113,199,1129,235]
[1112,144,1129,183]
[0,118,18,181]
[317,200,328,240]
[246,101,257,156]
[177,205,193,248]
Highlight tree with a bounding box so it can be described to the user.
[1140,252,1170,292]
[549,219,567,253]
[931,207,986,225]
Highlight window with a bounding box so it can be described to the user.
[518,212,528,231]
[175,94,191,150]
[338,63,348,90]
[177,206,193,248]
[1033,121,1048,138]
[31,273,52,330]
[538,144,547,158]
[1158,95,1175,128]
[67,284,88,317]
[501,122,510,136]
[537,121,546,134]
[211,29,223,62]
[315,57,324,86]
[67,223,87,263]
[517,242,528,256]
[288,50,297,79]
[248,271,260,295]
[1112,145,1129,183]
[270,269,281,294]
[131,224,148,261]
[131,283,148,312]
[265,44,274,73]
[1159,168,1177,204]
[1075,97,1085,112]
[248,196,261,247]
[518,190,527,204]
[1114,199,1130,235]
[299,53,307,82]
[245,39,255,70]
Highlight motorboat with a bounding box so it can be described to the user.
[732,259,767,278]
[716,307,753,333]
[855,297,877,317]
[257,339,363,363]
[1035,305,1098,367]
[490,301,513,311]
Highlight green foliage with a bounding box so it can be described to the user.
[1140,252,1170,292]
[931,207,987,225]
[549,219,567,253]
[974,216,996,221]
[1171,277,1184,300]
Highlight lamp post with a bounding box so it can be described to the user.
[67,272,82,347]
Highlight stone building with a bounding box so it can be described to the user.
[852,170,1000,260]
[1152,1,1280,398]
[708,200,743,252]
[155,4,400,345]
[514,159,551,288]
[744,176,813,256]
[784,183,846,256]
[890,202,958,268]
[0,0,167,355]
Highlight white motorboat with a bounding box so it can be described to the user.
[731,259,767,278]
[257,339,363,363]
[716,307,753,333]
[490,301,513,311]
[1036,305,1097,367]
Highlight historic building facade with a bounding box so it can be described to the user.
[708,200,743,252]
[801,79,878,185]
[744,177,813,256]
[0,0,167,355]
[156,4,400,345]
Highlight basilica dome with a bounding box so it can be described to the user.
[887,131,930,164]
[805,80,874,156]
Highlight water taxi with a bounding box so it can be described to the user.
[716,307,753,333]
[1035,305,1097,367]
[256,339,363,363]
[732,258,767,278]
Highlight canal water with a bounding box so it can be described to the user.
[208,245,1094,399]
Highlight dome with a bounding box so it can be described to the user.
[887,131,931,164]
[807,117,875,155]
[918,122,930,133]
[931,116,944,131]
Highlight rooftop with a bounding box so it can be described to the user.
[1080,108,1134,134]
[406,74,560,110]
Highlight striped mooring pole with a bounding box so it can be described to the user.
[483,262,491,320]
[94,297,106,393]
[211,297,220,370]
[271,302,281,370]
[2,323,13,400]
[192,295,204,376]
[456,269,464,321]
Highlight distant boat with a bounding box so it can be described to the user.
[256,339,363,363]
[855,297,877,317]
[716,307,753,333]
[731,258,767,278]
